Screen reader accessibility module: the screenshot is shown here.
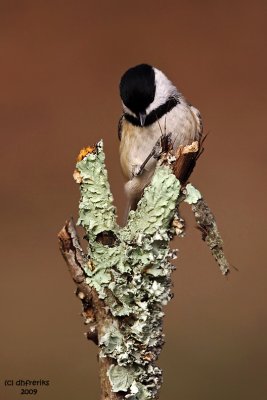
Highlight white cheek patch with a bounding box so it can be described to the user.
[146,68,178,114]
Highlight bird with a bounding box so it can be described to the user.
[118,63,202,214]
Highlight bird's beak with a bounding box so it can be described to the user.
[139,112,146,127]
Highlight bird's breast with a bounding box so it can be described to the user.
[119,120,160,180]
[119,105,200,180]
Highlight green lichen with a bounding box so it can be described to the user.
[107,365,136,392]
[76,143,221,398]
[76,140,118,238]
[125,166,180,238]
[76,142,188,398]
[72,141,229,398]
[99,321,124,356]
[184,183,202,204]
[107,364,153,399]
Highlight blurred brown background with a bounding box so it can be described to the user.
[0,1,266,399]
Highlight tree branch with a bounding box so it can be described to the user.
[58,139,230,400]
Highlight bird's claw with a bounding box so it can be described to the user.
[132,165,142,177]
[161,132,173,153]
[152,140,162,160]
[153,132,173,159]
[132,133,173,177]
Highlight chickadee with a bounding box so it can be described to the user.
[118,63,202,213]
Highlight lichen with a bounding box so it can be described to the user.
[76,140,118,238]
[74,141,229,398]
[184,183,202,204]
[125,166,180,238]
[191,197,230,275]
[75,142,182,399]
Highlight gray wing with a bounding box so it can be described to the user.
[189,105,203,139]
[118,115,124,141]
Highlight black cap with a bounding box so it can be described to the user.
[120,64,156,114]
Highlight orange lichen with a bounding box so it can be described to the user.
[77,146,96,162]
